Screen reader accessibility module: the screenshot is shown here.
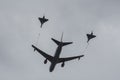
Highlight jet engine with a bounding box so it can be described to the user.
[61,62,65,67]
[44,59,47,64]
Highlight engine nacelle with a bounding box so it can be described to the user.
[44,59,47,64]
[61,62,65,67]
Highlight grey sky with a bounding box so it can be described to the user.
[0,0,120,80]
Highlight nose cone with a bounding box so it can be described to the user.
[49,68,53,72]
[49,64,55,72]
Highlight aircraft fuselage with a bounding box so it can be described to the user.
[49,43,63,72]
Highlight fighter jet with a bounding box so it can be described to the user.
[86,31,96,43]
[38,15,48,28]
[32,33,84,72]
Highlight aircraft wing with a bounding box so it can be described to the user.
[58,55,84,63]
[32,45,53,62]
[45,18,48,22]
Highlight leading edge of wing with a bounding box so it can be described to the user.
[58,55,84,63]
[32,45,53,62]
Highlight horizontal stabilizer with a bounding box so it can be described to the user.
[63,42,73,46]
[51,38,73,46]
[51,38,60,45]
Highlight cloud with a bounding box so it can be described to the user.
[0,0,120,80]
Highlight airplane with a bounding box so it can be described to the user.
[38,15,48,28]
[86,31,96,43]
[32,33,84,72]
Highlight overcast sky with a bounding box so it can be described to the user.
[0,0,120,80]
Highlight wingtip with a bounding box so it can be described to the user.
[31,45,36,52]
[81,55,84,57]
[78,55,84,60]
[51,38,53,39]
[32,45,35,49]
[51,38,54,41]
[31,45,34,47]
